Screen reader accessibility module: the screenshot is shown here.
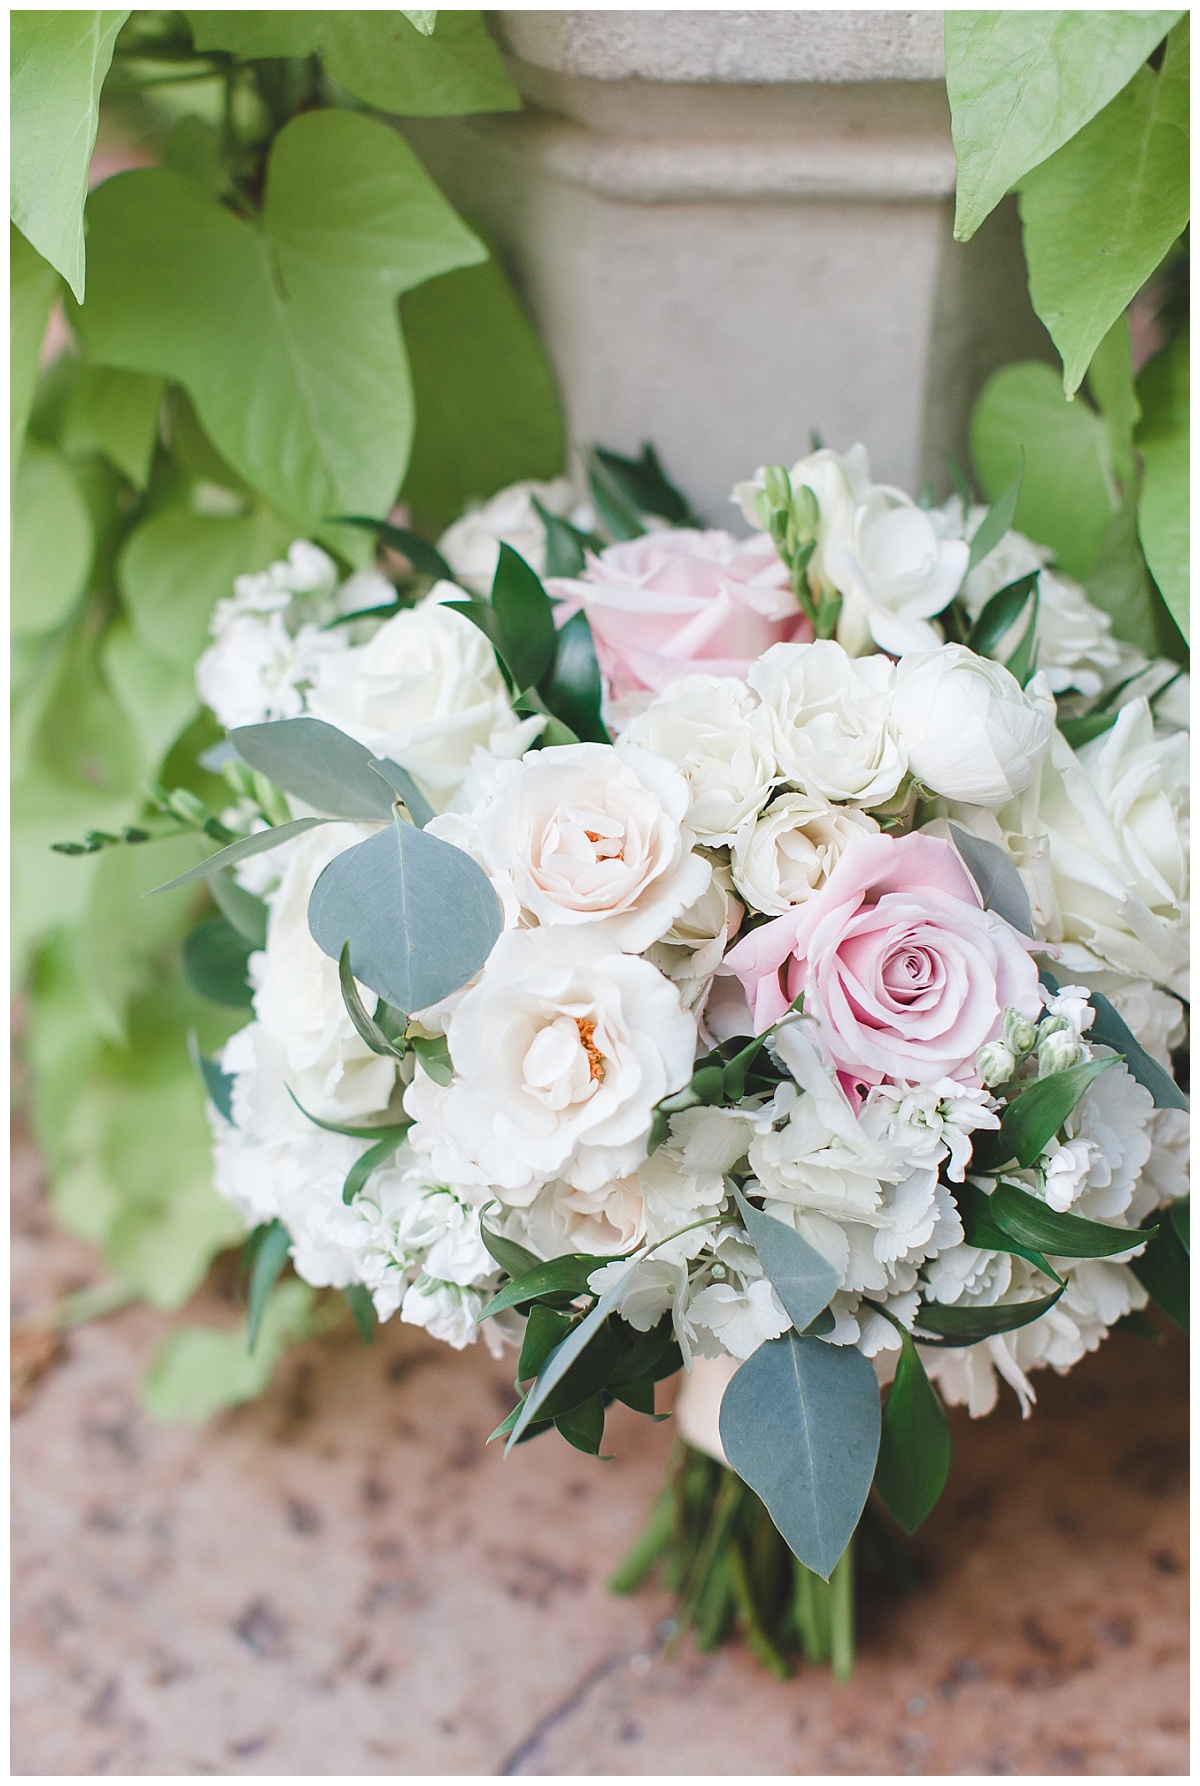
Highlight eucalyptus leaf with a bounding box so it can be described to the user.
[945,10,1181,242]
[719,1332,881,1581]
[367,758,435,829]
[990,1180,1151,1261]
[11,9,129,299]
[949,825,1033,936]
[965,464,1023,575]
[873,1324,951,1534]
[182,915,254,1008]
[733,1187,841,1335]
[75,111,485,530]
[231,718,398,822]
[913,1285,1065,1346]
[149,817,333,894]
[246,1219,292,1353]
[1018,20,1190,396]
[308,812,502,1014]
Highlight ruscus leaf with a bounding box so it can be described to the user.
[873,1322,951,1534]
[990,1180,1152,1261]
[246,1219,292,1353]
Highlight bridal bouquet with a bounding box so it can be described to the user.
[59,442,1189,1676]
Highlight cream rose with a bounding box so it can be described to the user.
[404,928,697,1200]
[620,674,775,844]
[436,741,711,951]
[892,646,1055,808]
[437,478,593,594]
[731,792,879,916]
[305,593,521,809]
[747,639,907,807]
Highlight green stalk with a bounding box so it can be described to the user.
[609,1483,675,1594]
[828,1540,855,1681]
[678,1468,743,1626]
[728,1541,793,1680]
[792,1560,830,1664]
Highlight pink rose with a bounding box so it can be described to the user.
[723,832,1040,1086]
[547,529,811,707]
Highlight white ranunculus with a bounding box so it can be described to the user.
[748,639,906,807]
[250,822,399,1124]
[305,592,522,810]
[405,927,697,1201]
[892,645,1055,807]
[437,478,593,594]
[825,488,969,656]
[731,792,878,916]
[435,741,711,951]
[965,545,1145,704]
[1036,700,1189,996]
[619,674,775,845]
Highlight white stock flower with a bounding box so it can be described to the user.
[250,823,398,1125]
[731,792,878,916]
[685,1276,790,1359]
[748,639,906,806]
[1037,700,1189,995]
[435,741,710,951]
[437,478,592,593]
[400,1278,488,1348]
[620,675,774,844]
[405,927,696,1201]
[305,594,521,810]
[195,541,349,728]
[1037,1053,1154,1220]
[892,646,1054,807]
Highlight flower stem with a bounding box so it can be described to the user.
[829,1541,855,1681]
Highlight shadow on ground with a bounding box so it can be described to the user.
[11,1116,1189,1776]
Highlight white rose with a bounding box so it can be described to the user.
[1036,700,1189,995]
[437,478,592,594]
[645,863,743,1012]
[305,594,520,809]
[405,927,696,1201]
[620,674,774,844]
[731,792,878,916]
[892,645,1055,807]
[250,822,398,1123]
[825,487,969,657]
[748,639,906,807]
[436,741,711,951]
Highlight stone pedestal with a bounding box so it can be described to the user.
[406,9,1050,520]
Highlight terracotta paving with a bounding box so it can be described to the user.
[11,1115,1190,1776]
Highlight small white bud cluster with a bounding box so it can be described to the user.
[1035,1015,1082,1077]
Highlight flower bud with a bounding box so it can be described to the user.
[976,1040,1016,1087]
[1037,1029,1082,1077]
[165,787,207,825]
[1002,1008,1038,1056]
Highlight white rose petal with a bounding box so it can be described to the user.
[621,674,774,844]
[731,791,878,915]
[892,645,1055,807]
[748,638,906,806]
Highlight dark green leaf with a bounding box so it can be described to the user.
[1131,1217,1189,1331]
[1087,989,1189,1112]
[1112,1308,1164,1341]
[188,1030,234,1124]
[965,570,1039,657]
[331,515,453,583]
[555,1393,607,1456]
[337,943,408,1062]
[540,610,609,745]
[518,1304,574,1383]
[410,1034,453,1086]
[719,1333,881,1581]
[247,1219,291,1353]
[949,824,1033,935]
[534,498,592,578]
[733,1187,841,1335]
[1170,1198,1189,1255]
[343,1133,405,1206]
[491,543,558,693]
[478,1221,541,1283]
[444,598,516,690]
[593,443,701,527]
[606,1319,680,1388]
[955,1181,1060,1282]
[873,1324,951,1534]
[612,1374,660,1417]
[231,718,398,822]
[1057,711,1119,750]
[207,871,269,948]
[307,812,503,1014]
[506,1258,637,1448]
[1003,586,1040,686]
[983,1057,1118,1170]
[149,816,333,894]
[368,757,435,828]
[965,462,1023,574]
[182,916,254,1008]
[285,1085,409,1144]
[481,1253,616,1321]
[586,454,646,542]
[913,1284,1065,1346]
[991,1179,1151,1260]
[344,1283,377,1344]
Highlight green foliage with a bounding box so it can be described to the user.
[719,1334,881,1581]
[74,110,486,528]
[10,9,129,298]
[245,1220,292,1351]
[1130,1216,1189,1331]
[974,1056,1117,1171]
[491,543,559,691]
[184,10,520,117]
[945,10,1181,243]
[989,1180,1154,1260]
[231,716,400,822]
[948,824,1033,935]
[1018,19,1190,394]
[400,257,565,529]
[913,1285,1066,1346]
[10,225,61,468]
[732,1188,841,1335]
[874,1324,951,1534]
[143,1280,319,1422]
[61,365,165,487]
[1136,333,1190,641]
[12,440,94,636]
[182,915,255,1008]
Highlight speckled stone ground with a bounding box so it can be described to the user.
[11,1113,1190,1776]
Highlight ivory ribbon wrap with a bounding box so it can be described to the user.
[672,1353,739,1464]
